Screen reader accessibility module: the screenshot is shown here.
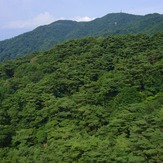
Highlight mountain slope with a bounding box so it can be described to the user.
[0,32,163,162]
[0,13,163,62]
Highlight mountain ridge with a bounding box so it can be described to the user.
[0,12,163,62]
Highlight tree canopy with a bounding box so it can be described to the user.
[0,32,163,162]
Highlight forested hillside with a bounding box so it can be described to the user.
[0,13,163,62]
[0,32,163,162]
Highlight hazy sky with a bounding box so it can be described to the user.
[0,0,163,41]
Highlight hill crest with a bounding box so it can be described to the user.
[0,12,163,62]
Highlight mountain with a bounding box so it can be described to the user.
[0,32,163,162]
[0,13,163,62]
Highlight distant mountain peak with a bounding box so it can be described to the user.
[0,13,163,62]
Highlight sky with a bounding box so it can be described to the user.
[0,0,163,41]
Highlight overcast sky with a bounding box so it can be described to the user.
[0,0,163,41]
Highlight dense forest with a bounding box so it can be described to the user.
[0,32,163,162]
[0,13,163,62]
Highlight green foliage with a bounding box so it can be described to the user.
[0,33,163,162]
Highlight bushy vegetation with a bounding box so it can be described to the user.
[0,32,163,162]
[0,13,163,62]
